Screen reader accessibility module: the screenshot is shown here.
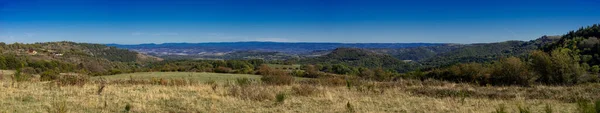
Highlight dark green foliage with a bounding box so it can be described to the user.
[489,57,535,86]
[77,43,139,62]
[576,100,600,113]
[427,63,487,84]
[275,92,286,103]
[125,103,133,112]
[531,49,584,85]
[422,40,546,68]
[545,24,600,66]
[300,48,417,73]
[41,70,60,81]
[591,65,600,74]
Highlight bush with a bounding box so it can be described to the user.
[275,92,286,103]
[592,65,600,74]
[261,74,294,85]
[489,57,536,86]
[13,69,31,82]
[531,49,584,85]
[125,103,133,112]
[576,100,598,113]
[41,70,60,81]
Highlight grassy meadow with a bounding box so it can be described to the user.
[0,71,598,112]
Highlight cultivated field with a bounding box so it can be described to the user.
[0,72,596,112]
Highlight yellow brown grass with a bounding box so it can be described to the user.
[0,79,588,112]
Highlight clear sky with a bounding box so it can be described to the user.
[1,0,599,44]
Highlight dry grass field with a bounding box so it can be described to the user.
[0,72,597,112]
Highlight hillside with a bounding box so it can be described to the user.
[368,44,464,61]
[418,36,560,67]
[107,42,445,57]
[0,41,161,75]
[544,24,600,65]
[300,48,416,73]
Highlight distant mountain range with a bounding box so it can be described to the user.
[106,42,447,59]
[106,37,559,65]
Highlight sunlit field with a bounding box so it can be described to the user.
[1,71,596,112]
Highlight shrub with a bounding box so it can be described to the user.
[592,65,600,74]
[577,100,596,113]
[125,103,133,112]
[489,57,536,86]
[275,92,286,103]
[302,65,321,78]
[290,70,305,77]
[259,65,294,85]
[13,69,31,82]
[532,49,584,85]
[41,70,60,81]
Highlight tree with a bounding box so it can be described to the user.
[530,50,554,84]
[0,56,6,69]
[549,48,584,84]
[490,57,535,86]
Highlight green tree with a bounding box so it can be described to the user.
[549,48,584,84]
[0,56,6,69]
[591,65,600,74]
[490,57,535,86]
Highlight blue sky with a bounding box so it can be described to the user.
[1,0,599,44]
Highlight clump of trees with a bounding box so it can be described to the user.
[427,48,590,86]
